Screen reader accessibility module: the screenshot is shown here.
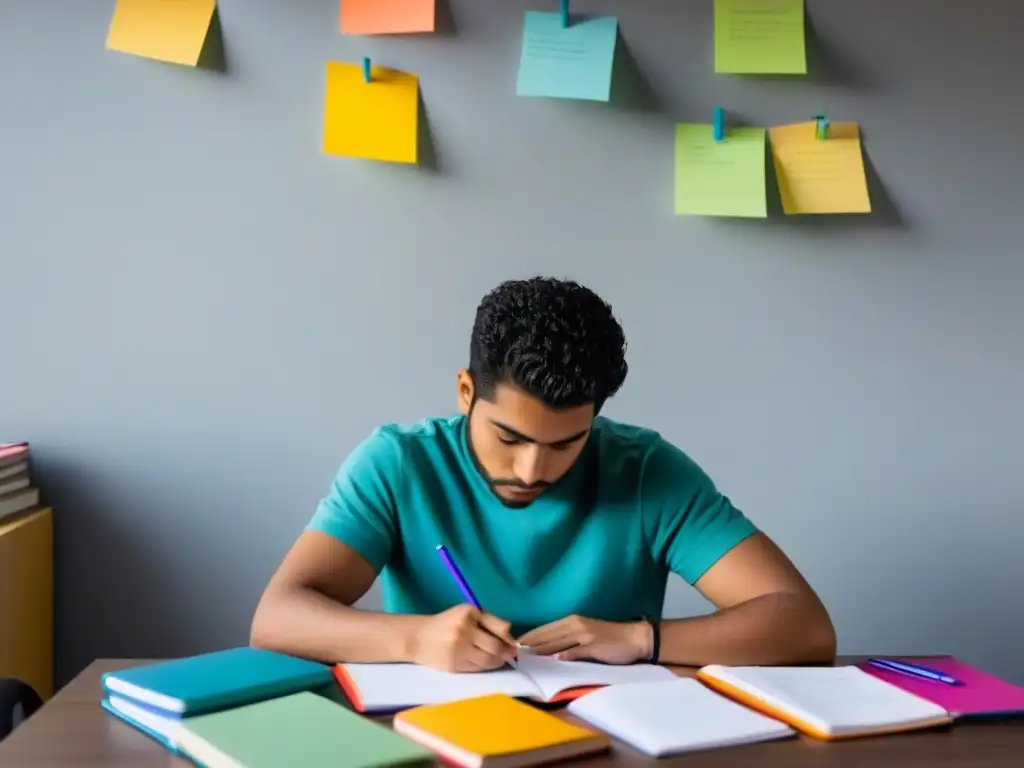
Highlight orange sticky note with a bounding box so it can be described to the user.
[340,0,436,35]
[106,0,216,67]
[767,121,872,214]
[323,62,419,164]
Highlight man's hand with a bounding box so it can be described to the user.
[517,615,653,665]
[409,604,519,673]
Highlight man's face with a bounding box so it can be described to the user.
[458,372,594,507]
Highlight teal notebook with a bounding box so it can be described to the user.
[100,646,334,716]
[178,691,436,768]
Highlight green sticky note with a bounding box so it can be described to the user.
[516,12,619,101]
[674,124,767,218]
[714,0,807,74]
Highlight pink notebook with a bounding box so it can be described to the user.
[859,657,1024,719]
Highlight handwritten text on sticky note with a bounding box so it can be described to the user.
[516,12,619,102]
[675,124,767,218]
[340,0,435,35]
[323,61,419,164]
[106,0,216,66]
[714,0,806,74]
[768,121,871,214]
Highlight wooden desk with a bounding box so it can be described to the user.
[1,657,1022,767]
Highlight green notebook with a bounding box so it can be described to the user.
[177,692,435,768]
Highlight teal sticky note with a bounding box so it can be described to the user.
[515,12,618,102]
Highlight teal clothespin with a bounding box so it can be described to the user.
[560,0,570,27]
[815,112,829,139]
[362,56,371,83]
[713,107,725,142]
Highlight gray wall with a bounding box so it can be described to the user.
[2,0,1022,688]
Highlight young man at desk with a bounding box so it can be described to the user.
[251,277,836,673]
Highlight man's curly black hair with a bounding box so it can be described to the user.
[468,277,628,412]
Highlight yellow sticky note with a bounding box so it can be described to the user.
[768,121,871,214]
[323,62,419,164]
[106,0,216,67]
[340,0,436,35]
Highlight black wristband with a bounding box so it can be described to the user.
[642,616,660,664]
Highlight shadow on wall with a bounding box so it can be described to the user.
[197,6,228,74]
[39,456,193,687]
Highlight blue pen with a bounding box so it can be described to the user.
[435,545,524,658]
[867,658,962,686]
[435,544,482,610]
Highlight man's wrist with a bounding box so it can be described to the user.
[387,614,428,663]
[626,618,655,663]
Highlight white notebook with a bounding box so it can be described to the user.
[567,679,795,756]
[334,653,677,713]
[695,664,953,739]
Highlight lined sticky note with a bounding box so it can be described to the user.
[323,62,419,164]
[340,0,435,35]
[106,0,216,67]
[767,121,871,214]
[516,12,619,101]
[674,124,767,218]
[714,0,806,74]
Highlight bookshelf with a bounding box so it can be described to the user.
[0,507,53,701]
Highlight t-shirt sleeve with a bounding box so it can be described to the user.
[305,427,402,572]
[641,439,758,585]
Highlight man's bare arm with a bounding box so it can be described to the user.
[655,532,837,667]
[250,531,423,664]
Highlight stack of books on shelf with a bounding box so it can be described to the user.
[0,442,38,522]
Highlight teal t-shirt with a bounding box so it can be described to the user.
[306,415,757,636]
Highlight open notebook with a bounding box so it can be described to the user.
[695,664,953,740]
[334,654,677,713]
[567,679,795,757]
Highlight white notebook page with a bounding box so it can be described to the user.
[704,665,950,735]
[516,654,678,701]
[567,679,794,756]
[340,663,540,711]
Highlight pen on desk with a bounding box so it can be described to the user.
[435,544,520,659]
[866,658,962,686]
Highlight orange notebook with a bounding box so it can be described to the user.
[392,694,610,768]
[334,653,677,713]
[695,664,953,740]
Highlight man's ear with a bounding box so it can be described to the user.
[457,370,474,415]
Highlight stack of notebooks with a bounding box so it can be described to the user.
[100,647,436,768]
[0,442,38,522]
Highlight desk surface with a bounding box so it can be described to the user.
[1,657,1022,767]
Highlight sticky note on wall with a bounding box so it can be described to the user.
[340,0,436,35]
[674,124,767,218]
[516,12,619,102]
[714,0,806,74]
[767,121,871,214]
[106,0,216,67]
[323,61,419,164]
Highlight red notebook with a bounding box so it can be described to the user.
[859,657,1024,719]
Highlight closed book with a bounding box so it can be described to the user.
[0,486,39,521]
[101,646,334,716]
[859,656,1024,720]
[178,691,435,768]
[393,693,611,768]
